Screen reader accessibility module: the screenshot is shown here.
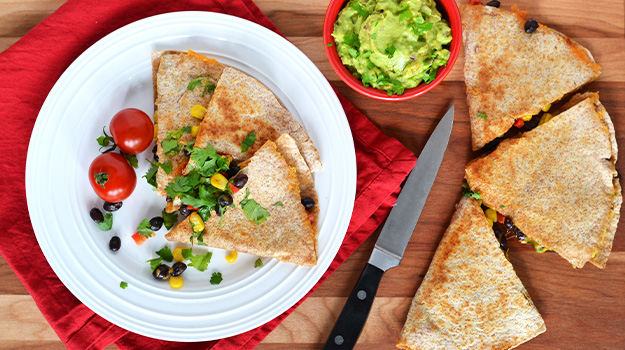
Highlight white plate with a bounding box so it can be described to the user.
[25,12,356,342]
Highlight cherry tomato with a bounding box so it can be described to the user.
[89,153,137,202]
[110,108,154,155]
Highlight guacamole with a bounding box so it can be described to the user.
[332,0,452,96]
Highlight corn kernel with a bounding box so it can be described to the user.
[541,103,551,112]
[210,173,228,190]
[190,104,207,120]
[225,251,238,263]
[221,155,232,166]
[153,111,158,123]
[169,276,184,289]
[485,217,493,227]
[485,209,498,222]
[521,115,533,122]
[191,126,200,137]
[173,247,186,262]
[153,123,158,141]
[189,212,205,233]
[539,113,552,125]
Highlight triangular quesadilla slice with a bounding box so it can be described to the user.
[465,93,621,268]
[166,138,317,266]
[152,50,225,196]
[397,197,545,350]
[461,4,601,150]
[190,67,322,172]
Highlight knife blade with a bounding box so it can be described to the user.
[324,105,454,350]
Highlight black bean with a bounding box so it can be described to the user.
[233,174,248,188]
[152,264,170,280]
[183,148,191,157]
[109,236,121,251]
[515,227,526,241]
[215,205,222,217]
[171,262,187,277]
[486,0,500,7]
[519,115,540,131]
[301,197,315,210]
[525,19,538,33]
[103,201,123,212]
[166,196,173,202]
[153,154,159,162]
[179,205,191,217]
[494,228,507,250]
[152,145,157,154]
[90,208,104,223]
[219,194,233,207]
[482,137,502,152]
[227,165,241,179]
[149,216,164,231]
[504,217,514,232]
[615,170,621,179]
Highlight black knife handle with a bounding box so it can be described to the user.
[323,263,385,350]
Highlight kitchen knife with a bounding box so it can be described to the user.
[323,105,454,349]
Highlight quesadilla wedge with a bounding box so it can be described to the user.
[190,67,322,173]
[462,4,601,150]
[397,197,545,350]
[152,50,225,196]
[166,137,317,266]
[465,93,621,268]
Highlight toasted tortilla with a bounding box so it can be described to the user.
[462,4,601,150]
[465,93,621,268]
[165,139,317,266]
[191,67,322,172]
[397,197,545,350]
[152,50,225,196]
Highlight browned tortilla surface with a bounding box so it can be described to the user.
[462,4,601,150]
[465,94,621,268]
[191,67,322,172]
[152,50,225,196]
[397,197,545,350]
[165,139,317,266]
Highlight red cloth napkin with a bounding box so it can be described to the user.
[0,0,417,348]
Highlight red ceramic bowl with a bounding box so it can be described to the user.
[323,0,462,101]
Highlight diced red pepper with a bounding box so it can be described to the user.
[497,212,506,224]
[513,118,525,128]
[132,232,149,246]
[228,182,240,194]
[187,205,200,211]
[470,0,481,4]
[307,211,314,223]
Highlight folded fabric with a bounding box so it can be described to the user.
[0,0,416,348]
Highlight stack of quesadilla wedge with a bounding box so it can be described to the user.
[397,197,545,349]
[166,134,318,266]
[461,4,601,150]
[190,66,322,172]
[465,93,621,268]
[152,50,225,196]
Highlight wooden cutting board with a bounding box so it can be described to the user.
[1,0,623,349]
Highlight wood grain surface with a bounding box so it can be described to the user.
[1,0,624,349]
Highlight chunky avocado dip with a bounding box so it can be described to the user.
[332,0,452,96]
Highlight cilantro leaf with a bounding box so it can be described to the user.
[181,248,194,260]
[166,128,186,140]
[423,68,437,84]
[161,139,180,156]
[384,43,396,58]
[463,190,482,200]
[478,113,487,120]
[241,132,256,153]
[181,126,192,133]
[137,219,153,238]
[398,4,412,21]
[187,76,207,91]
[189,251,213,272]
[146,257,162,271]
[210,272,223,285]
[500,205,505,209]
[326,43,333,47]
[98,213,113,231]
[343,33,360,48]
[202,81,216,97]
[273,201,283,207]
[241,199,270,224]
[166,173,200,198]
[120,281,128,289]
[160,160,173,174]
[162,209,178,230]
[156,246,173,262]
[144,160,159,188]
[390,79,405,96]
[94,172,110,188]
[254,258,263,268]
[350,2,370,17]
[197,206,211,221]
[348,48,359,58]
[410,22,433,36]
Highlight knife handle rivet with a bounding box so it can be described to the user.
[357,290,367,300]
[334,335,344,345]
